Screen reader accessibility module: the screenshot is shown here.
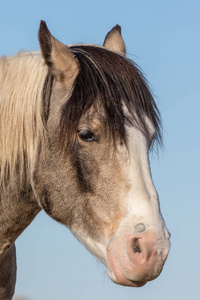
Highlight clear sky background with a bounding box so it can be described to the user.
[0,0,200,299]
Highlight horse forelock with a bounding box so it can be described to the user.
[59,45,162,151]
[0,52,47,185]
[0,45,162,185]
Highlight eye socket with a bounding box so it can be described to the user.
[78,128,97,142]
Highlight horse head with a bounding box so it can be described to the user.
[31,21,170,287]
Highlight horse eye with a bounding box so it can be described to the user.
[78,129,97,142]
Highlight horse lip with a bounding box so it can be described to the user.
[125,279,146,287]
[106,248,147,287]
[130,281,146,287]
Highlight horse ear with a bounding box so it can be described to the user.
[38,21,78,84]
[103,25,126,55]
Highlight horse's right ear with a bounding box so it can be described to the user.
[38,21,79,85]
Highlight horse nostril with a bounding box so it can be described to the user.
[134,244,142,253]
[132,238,142,253]
[134,223,146,234]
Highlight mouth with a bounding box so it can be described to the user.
[107,249,146,287]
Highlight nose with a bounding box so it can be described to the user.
[106,228,170,286]
[126,232,168,281]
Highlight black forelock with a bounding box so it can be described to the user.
[46,45,162,150]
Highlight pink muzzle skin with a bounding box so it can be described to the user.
[106,230,170,287]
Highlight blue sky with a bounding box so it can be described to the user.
[1,0,200,299]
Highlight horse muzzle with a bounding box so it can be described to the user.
[106,229,170,287]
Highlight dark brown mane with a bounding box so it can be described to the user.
[44,45,162,150]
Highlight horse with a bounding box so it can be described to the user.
[0,21,170,299]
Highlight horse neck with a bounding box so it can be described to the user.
[0,51,48,187]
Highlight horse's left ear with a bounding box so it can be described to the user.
[38,21,79,85]
[103,25,126,55]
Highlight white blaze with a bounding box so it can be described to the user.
[122,123,167,237]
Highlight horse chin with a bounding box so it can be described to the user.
[107,249,146,287]
[108,268,146,288]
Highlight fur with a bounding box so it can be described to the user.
[0,52,47,185]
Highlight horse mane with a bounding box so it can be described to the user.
[0,51,47,184]
[0,45,162,185]
[58,45,162,150]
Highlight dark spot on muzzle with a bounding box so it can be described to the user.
[134,223,146,234]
